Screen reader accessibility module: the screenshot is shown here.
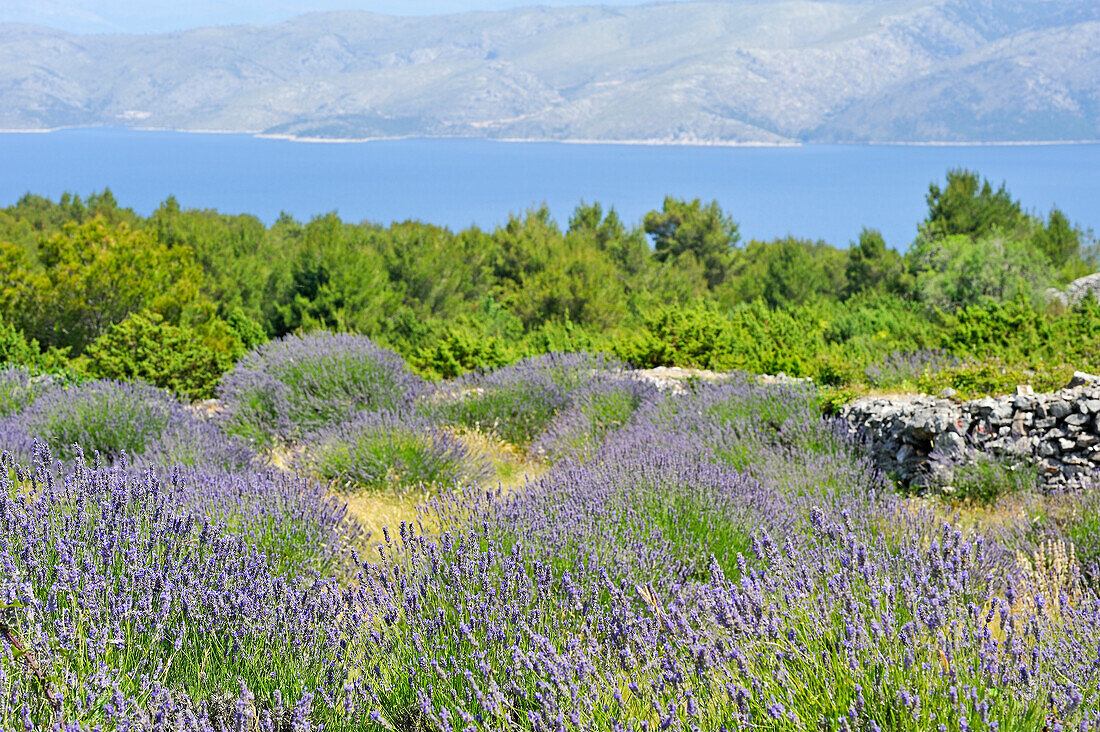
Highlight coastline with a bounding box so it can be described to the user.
[2,125,1098,148]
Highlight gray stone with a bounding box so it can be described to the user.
[991,403,1014,422]
[896,443,917,465]
[1063,274,1100,305]
[933,431,965,454]
[1067,371,1100,389]
[915,409,953,439]
[1076,434,1099,448]
[1013,395,1036,411]
[1015,384,1034,396]
[1049,400,1072,419]
[1041,458,1065,475]
[840,379,1100,491]
[1066,412,1091,427]
[973,397,998,414]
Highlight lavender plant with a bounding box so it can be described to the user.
[0,447,360,731]
[351,501,1100,731]
[864,348,961,388]
[429,352,624,447]
[0,378,253,470]
[305,409,489,491]
[6,355,1100,731]
[218,332,426,445]
[531,375,658,461]
[0,365,38,417]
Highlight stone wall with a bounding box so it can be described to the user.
[840,372,1100,488]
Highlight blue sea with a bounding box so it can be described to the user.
[2,128,1097,249]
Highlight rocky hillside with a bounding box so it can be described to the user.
[1,0,1098,143]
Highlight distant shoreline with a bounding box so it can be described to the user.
[1,126,1099,148]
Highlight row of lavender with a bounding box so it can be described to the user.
[3,333,1100,730]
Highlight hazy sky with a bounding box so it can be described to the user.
[2,0,671,34]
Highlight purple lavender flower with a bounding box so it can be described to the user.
[0,378,253,470]
[218,332,426,445]
[864,349,960,388]
[304,408,489,490]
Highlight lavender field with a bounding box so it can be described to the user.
[4,332,1100,731]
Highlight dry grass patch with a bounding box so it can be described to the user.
[336,427,546,543]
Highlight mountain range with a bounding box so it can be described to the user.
[1,0,1097,144]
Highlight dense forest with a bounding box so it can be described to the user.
[0,169,1096,402]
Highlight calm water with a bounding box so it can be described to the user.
[2,128,1097,248]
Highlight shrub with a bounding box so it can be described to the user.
[305,409,487,491]
[0,449,359,730]
[429,352,621,447]
[0,365,39,417]
[85,309,242,400]
[218,332,426,445]
[944,296,1100,372]
[0,378,253,470]
[925,444,1041,504]
[411,326,513,380]
[915,357,1073,398]
[531,376,658,461]
[0,317,41,365]
[611,304,739,370]
[611,302,836,378]
[863,348,960,388]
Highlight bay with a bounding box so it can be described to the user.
[1,128,1097,249]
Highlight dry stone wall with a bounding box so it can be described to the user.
[840,372,1100,488]
[626,366,812,393]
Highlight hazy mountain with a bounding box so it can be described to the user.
[0,0,663,35]
[1,0,1097,143]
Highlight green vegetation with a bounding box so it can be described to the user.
[305,410,488,491]
[0,169,1096,402]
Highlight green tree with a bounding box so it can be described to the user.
[0,318,41,366]
[761,238,828,307]
[643,197,740,289]
[5,217,203,353]
[151,197,276,326]
[724,237,847,306]
[1032,207,1081,269]
[921,169,1026,242]
[845,228,906,298]
[491,208,625,329]
[910,233,1054,311]
[568,201,649,279]
[269,213,396,335]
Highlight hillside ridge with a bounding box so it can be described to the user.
[0,0,1098,143]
